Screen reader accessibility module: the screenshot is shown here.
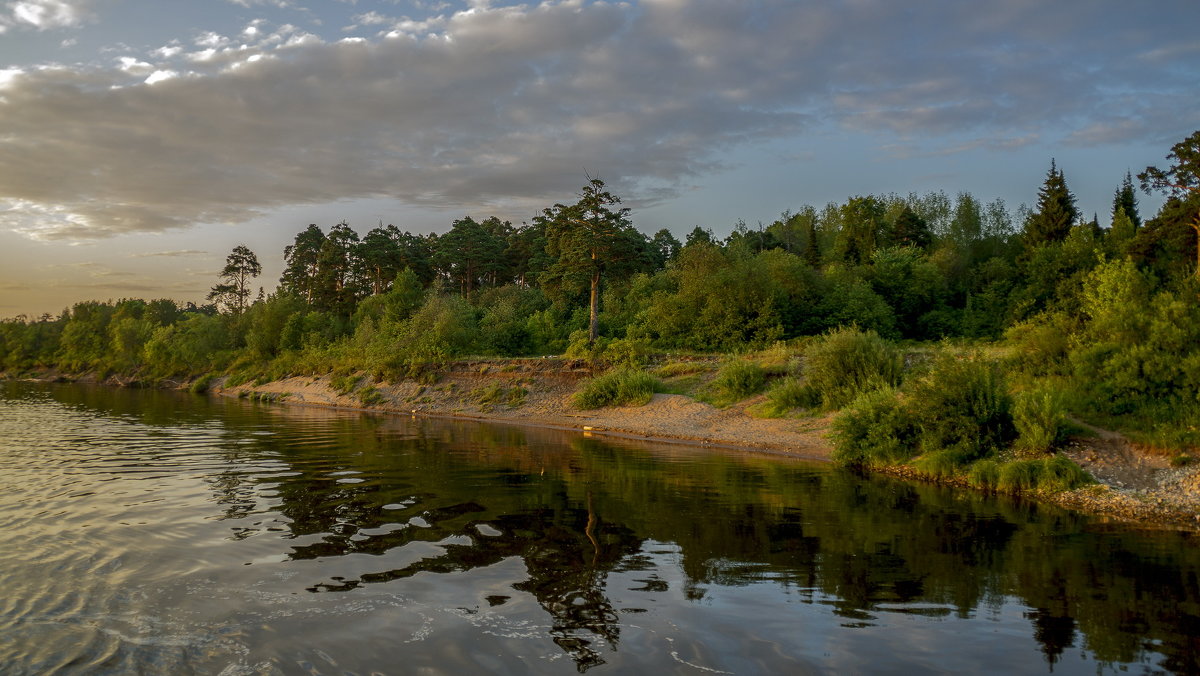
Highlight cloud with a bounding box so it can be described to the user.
[5,0,93,30]
[130,250,209,258]
[0,0,1196,240]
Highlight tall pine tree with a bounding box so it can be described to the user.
[1024,159,1079,246]
[1111,170,1141,229]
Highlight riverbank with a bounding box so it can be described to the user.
[6,365,1198,531]
[206,359,835,460]
[202,362,1199,531]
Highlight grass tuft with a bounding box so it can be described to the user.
[573,369,664,409]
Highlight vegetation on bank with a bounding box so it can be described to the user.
[3,133,1199,481]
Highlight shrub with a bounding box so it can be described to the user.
[573,369,664,409]
[906,352,1014,462]
[831,387,919,467]
[753,376,820,418]
[997,455,1092,493]
[331,372,360,396]
[1003,312,1075,376]
[358,386,386,406]
[803,326,903,410]
[471,383,527,408]
[189,373,216,394]
[654,361,709,378]
[967,459,1002,489]
[1012,387,1068,455]
[603,338,652,369]
[712,360,766,401]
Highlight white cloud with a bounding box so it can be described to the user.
[7,0,92,30]
[144,70,178,85]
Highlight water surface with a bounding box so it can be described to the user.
[1,381,1197,674]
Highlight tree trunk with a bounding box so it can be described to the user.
[589,268,600,343]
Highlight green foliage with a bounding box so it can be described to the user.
[802,326,903,410]
[710,360,766,402]
[189,374,216,394]
[208,245,261,315]
[1024,160,1079,246]
[819,267,898,339]
[830,386,919,467]
[1012,387,1068,455]
[967,459,1002,489]
[357,386,386,406]
[1004,312,1076,376]
[572,368,664,409]
[471,382,527,409]
[913,446,980,478]
[331,372,361,396]
[997,456,1092,493]
[906,352,1015,461]
[142,314,232,377]
[244,293,306,359]
[752,376,820,418]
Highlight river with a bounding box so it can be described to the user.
[0,381,1197,674]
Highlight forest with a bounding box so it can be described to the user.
[2,132,1199,480]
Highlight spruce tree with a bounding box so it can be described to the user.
[1111,171,1141,229]
[1024,159,1079,246]
[803,219,821,266]
[890,205,932,249]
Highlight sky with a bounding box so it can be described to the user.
[0,0,1197,318]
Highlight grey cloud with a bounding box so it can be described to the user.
[130,250,209,258]
[0,0,1196,240]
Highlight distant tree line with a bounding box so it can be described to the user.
[2,134,1198,443]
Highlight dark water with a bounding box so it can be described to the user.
[0,382,1197,675]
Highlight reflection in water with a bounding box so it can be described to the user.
[1,381,1199,674]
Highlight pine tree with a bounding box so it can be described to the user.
[1140,129,1200,279]
[208,245,261,315]
[1111,171,1141,229]
[1024,159,1079,246]
[538,178,645,343]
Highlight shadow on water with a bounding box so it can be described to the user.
[3,380,1200,673]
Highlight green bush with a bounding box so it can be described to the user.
[913,444,981,478]
[906,352,1014,462]
[803,326,903,410]
[358,386,386,406]
[996,456,1091,493]
[967,459,1002,489]
[603,338,652,369]
[653,361,710,378]
[712,360,766,401]
[331,372,360,396]
[189,373,216,394]
[831,387,919,467]
[753,376,820,418]
[573,369,664,409]
[471,382,527,408]
[1012,387,1068,455]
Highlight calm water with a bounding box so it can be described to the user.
[1,382,1197,675]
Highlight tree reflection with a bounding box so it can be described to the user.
[177,395,1200,673]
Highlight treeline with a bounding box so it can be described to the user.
[2,135,1198,446]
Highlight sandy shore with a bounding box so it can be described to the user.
[209,364,1200,531]
[210,366,835,460]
